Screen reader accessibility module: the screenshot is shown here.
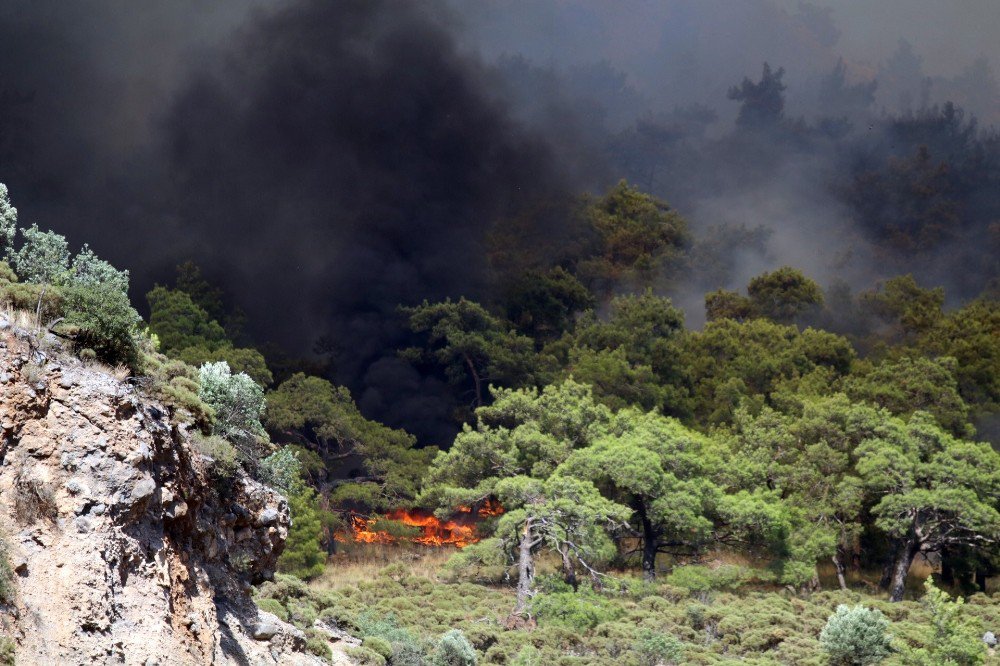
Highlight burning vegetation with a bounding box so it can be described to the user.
[346,500,503,548]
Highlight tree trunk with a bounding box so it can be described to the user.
[833,548,848,591]
[939,547,954,586]
[512,520,536,617]
[638,504,658,581]
[462,353,483,407]
[975,569,987,593]
[559,545,578,591]
[889,538,919,602]
[879,542,900,590]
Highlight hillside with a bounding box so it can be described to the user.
[0,317,326,664]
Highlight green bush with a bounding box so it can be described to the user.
[198,361,266,454]
[664,565,765,598]
[9,224,69,284]
[634,631,684,666]
[304,628,331,660]
[0,538,14,604]
[431,629,477,666]
[63,281,143,368]
[363,636,393,660]
[346,646,386,666]
[190,433,240,483]
[819,605,892,665]
[256,598,289,622]
[0,636,13,666]
[895,578,986,666]
[531,591,624,631]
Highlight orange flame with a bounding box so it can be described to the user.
[345,502,503,548]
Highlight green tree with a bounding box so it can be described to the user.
[64,281,143,368]
[553,290,689,416]
[502,266,594,344]
[680,318,855,424]
[746,266,824,324]
[561,409,783,580]
[266,373,430,510]
[861,275,944,339]
[577,181,688,294]
[844,356,972,437]
[856,414,1000,601]
[9,224,70,284]
[147,286,229,353]
[728,62,787,130]
[421,381,627,613]
[278,480,328,580]
[401,298,537,408]
[705,289,754,323]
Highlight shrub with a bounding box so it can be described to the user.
[256,598,289,622]
[634,631,684,666]
[0,636,13,666]
[431,629,477,666]
[63,281,143,368]
[14,474,57,524]
[304,628,331,660]
[259,447,301,495]
[532,591,624,631]
[510,645,541,666]
[9,224,69,284]
[663,565,765,599]
[0,183,18,253]
[363,636,393,660]
[0,537,15,604]
[190,433,240,483]
[346,646,387,666]
[198,361,266,454]
[820,605,892,665]
[896,577,986,666]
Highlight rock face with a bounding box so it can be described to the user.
[0,324,321,664]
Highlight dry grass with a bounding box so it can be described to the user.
[310,545,457,591]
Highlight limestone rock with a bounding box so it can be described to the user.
[0,331,319,665]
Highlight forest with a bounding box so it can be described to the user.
[0,1,999,664]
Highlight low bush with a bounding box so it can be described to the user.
[431,629,477,666]
[819,604,892,665]
[346,646,386,666]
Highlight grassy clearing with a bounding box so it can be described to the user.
[254,545,1000,665]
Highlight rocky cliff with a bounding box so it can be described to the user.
[0,319,322,664]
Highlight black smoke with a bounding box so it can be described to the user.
[0,0,579,442]
[0,0,998,443]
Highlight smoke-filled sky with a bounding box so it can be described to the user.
[0,0,997,441]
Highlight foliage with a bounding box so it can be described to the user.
[895,578,986,665]
[746,266,824,324]
[277,480,328,581]
[401,297,538,408]
[9,223,69,284]
[430,629,477,666]
[819,605,893,665]
[63,281,143,368]
[266,373,429,510]
[198,361,266,453]
[0,537,14,604]
[576,181,689,293]
[258,447,301,495]
[634,631,684,666]
[0,183,17,254]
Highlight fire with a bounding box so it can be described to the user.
[345,501,503,548]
